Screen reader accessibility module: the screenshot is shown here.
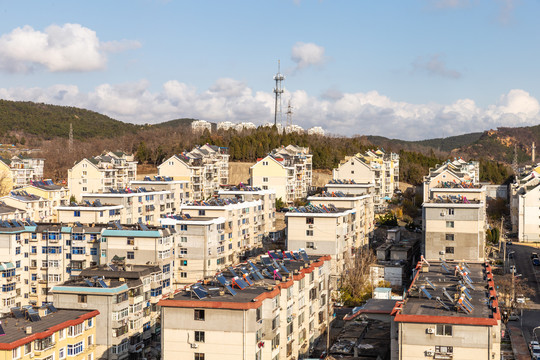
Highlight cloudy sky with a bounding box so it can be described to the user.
[0,0,539,140]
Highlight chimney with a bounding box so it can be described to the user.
[25,326,32,335]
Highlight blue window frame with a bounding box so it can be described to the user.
[72,247,85,255]
[74,210,81,217]
[90,248,98,256]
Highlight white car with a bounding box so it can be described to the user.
[531,345,540,360]
[516,295,526,304]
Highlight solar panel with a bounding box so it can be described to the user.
[46,304,58,313]
[75,221,83,227]
[425,277,436,290]
[27,308,41,322]
[192,285,208,299]
[217,274,230,286]
[250,269,264,281]
[139,221,149,231]
[441,262,450,273]
[283,251,294,260]
[420,286,432,300]
[262,269,272,278]
[84,279,94,287]
[232,277,248,290]
[292,251,301,260]
[299,249,310,262]
[0,324,5,336]
[94,199,102,207]
[442,288,454,304]
[10,308,24,319]
[272,269,282,280]
[29,220,37,226]
[279,263,290,274]
[228,267,239,277]
[435,296,450,311]
[261,256,273,267]
[108,264,119,271]
[240,271,254,285]
[114,221,122,230]
[98,279,109,288]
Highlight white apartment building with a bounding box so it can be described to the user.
[81,188,175,226]
[158,144,229,201]
[392,261,501,360]
[159,252,332,360]
[423,185,487,261]
[191,120,212,133]
[68,152,137,201]
[250,145,312,204]
[332,149,399,212]
[307,126,325,136]
[307,191,374,247]
[510,168,540,241]
[217,121,235,131]
[286,204,356,274]
[57,202,123,224]
[0,155,45,188]
[422,158,480,202]
[0,190,54,222]
[52,264,168,360]
[20,180,69,208]
[131,176,191,211]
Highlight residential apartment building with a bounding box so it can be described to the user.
[285,204,356,274]
[218,184,277,236]
[326,180,375,196]
[422,158,480,202]
[191,120,212,133]
[81,188,174,226]
[332,149,399,212]
[392,260,501,360]
[0,307,98,360]
[158,144,229,201]
[0,159,13,196]
[68,152,137,201]
[52,265,168,359]
[510,167,540,241]
[159,252,331,360]
[307,191,374,247]
[20,180,69,208]
[250,145,312,204]
[161,215,225,285]
[422,185,487,261]
[0,191,54,222]
[131,176,191,211]
[0,201,26,221]
[0,155,45,188]
[57,202,123,224]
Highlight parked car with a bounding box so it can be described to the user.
[533,258,540,266]
[508,313,520,321]
[531,341,539,351]
[506,241,513,245]
[516,295,526,304]
[531,345,540,360]
[532,252,539,260]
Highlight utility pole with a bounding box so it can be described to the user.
[69,123,73,152]
[326,274,331,355]
[511,265,515,309]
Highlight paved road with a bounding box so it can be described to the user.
[507,242,540,344]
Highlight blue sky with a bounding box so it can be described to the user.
[0,0,539,140]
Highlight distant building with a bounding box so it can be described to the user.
[158,252,331,360]
[422,158,480,202]
[333,149,399,212]
[0,190,54,222]
[250,145,312,204]
[5,155,44,188]
[158,144,229,201]
[68,152,137,201]
[0,307,99,360]
[307,126,325,136]
[392,260,501,360]
[284,124,304,134]
[217,121,235,131]
[131,176,191,211]
[234,122,257,131]
[510,167,540,241]
[191,120,212,133]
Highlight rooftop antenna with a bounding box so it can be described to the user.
[69,123,73,152]
[273,60,285,126]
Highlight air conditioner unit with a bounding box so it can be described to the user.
[439,251,445,255]
[425,350,434,356]
[133,246,138,250]
[190,343,198,349]
[426,328,435,334]
[308,224,314,229]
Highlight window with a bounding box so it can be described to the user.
[194,309,205,321]
[194,354,205,360]
[447,208,454,215]
[12,347,20,359]
[180,225,188,231]
[445,234,454,241]
[78,295,87,303]
[198,210,206,216]
[306,230,313,236]
[306,217,314,224]
[67,341,84,356]
[127,237,134,245]
[445,247,455,254]
[90,248,98,256]
[24,342,31,355]
[101,249,107,257]
[127,252,135,260]
[58,328,66,340]
[262,161,269,166]
[262,177,268,183]
[68,323,84,337]
[59,347,66,359]
[195,331,205,342]
[446,221,454,228]
[82,187,87,192]
[180,236,187,243]
[74,210,81,217]
[436,324,452,336]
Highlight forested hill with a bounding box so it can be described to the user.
[0,100,141,140]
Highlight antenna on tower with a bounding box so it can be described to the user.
[273,60,285,126]
[69,123,73,152]
[286,100,293,129]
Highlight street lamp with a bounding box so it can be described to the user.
[534,326,540,341]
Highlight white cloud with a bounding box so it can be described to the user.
[1,80,540,140]
[412,54,461,79]
[0,23,139,73]
[291,42,326,72]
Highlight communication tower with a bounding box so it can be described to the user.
[273,60,285,126]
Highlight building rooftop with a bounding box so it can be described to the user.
[159,250,329,308]
[432,181,483,189]
[183,197,247,207]
[394,261,500,325]
[311,191,368,199]
[285,203,350,214]
[0,307,98,349]
[424,194,482,205]
[7,190,42,202]
[28,180,63,191]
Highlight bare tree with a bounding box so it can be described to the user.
[339,248,377,305]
